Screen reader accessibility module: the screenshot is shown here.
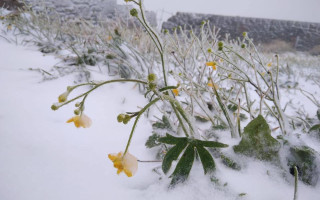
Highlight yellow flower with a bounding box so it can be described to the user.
[267,62,272,67]
[108,152,138,177]
[107,35,112,41]
[206,61,217,70]
[66,114,92,128]
[7,24,12,30]
[172,89,179,96]
[207,82,219,89]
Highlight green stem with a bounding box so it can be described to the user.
[213,86,237,138]
[123,98,160,155]
[293,166,298,200]
[56,79,147,108]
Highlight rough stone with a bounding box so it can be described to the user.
[0,0,24,10]
[162,12,320,52]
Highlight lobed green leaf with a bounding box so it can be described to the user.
[170,144,195,185]
[196,145,216,174]
[158,133,187,145]
[162,140,188,174]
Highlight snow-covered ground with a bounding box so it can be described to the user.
[1,25,320,200]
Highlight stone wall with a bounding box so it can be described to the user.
[162,12,320,52]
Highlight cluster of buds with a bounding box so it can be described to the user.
[218,41,224,51]
[117,114,131,124]
[147,73,157,90]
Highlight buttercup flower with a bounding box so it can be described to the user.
[66,114,92,128]
[108,152,138,177]
[172,89,179,96]
[206,62,217,70]
[207,82,219,89]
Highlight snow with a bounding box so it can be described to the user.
[1,24,320,200]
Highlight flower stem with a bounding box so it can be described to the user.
[123,98,160,156]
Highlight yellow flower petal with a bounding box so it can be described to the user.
[172,89,179,96]
[66,114,92,128]
[108,152,138,177]
[267,62,272,67]
[207,82,219,89]
[206,62,217,70]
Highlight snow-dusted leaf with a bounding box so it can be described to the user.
[196,145,215,174]
[162,140,188,174]
[170,144,195,185]
[158,133,187,145]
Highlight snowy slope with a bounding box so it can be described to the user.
[1,32,320,200]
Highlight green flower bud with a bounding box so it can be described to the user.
[74,109,80,115]
[51,104,59,111]
[58,91,70,103]
[201,20,206,25]
[117,114,125,122]
[218,46,223,51]
[242,32,247,37]
[163,29,168,34]
[148,82,157,90]
[207,48,212,53]
[147,73,157,82]
[123,115,131,124]
[241,44,246,48]
[218,41,224,47]
[75,102,81,107]
[130,8,138,17]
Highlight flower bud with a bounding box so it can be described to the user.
[241,44,246,48]
[163,29,169,34]
[218,41,224,47]
[148,82,157,90]
[51,104,59,111]
[75,102,81,107]
[117,114,125,122]
[74,109,80,115]
[130,8,138,17]
[123,115,131,124]
[242,32,248,37]
[58,91,70,103]
[207,48,212,53]
[147,73,157,82]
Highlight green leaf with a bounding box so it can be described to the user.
[233,115,280,161]
[196,145,215,174]
[227,104,238,112]
[220,154,241,170]
[309,124,320,132]
[212,124,227,130]
[170,144,195,185]
[158,133,187,145]
[145,133,161,148]
[162,140,188,174]
[152,115,172,130]
[195,139,229,148]
[195,115,209,122]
